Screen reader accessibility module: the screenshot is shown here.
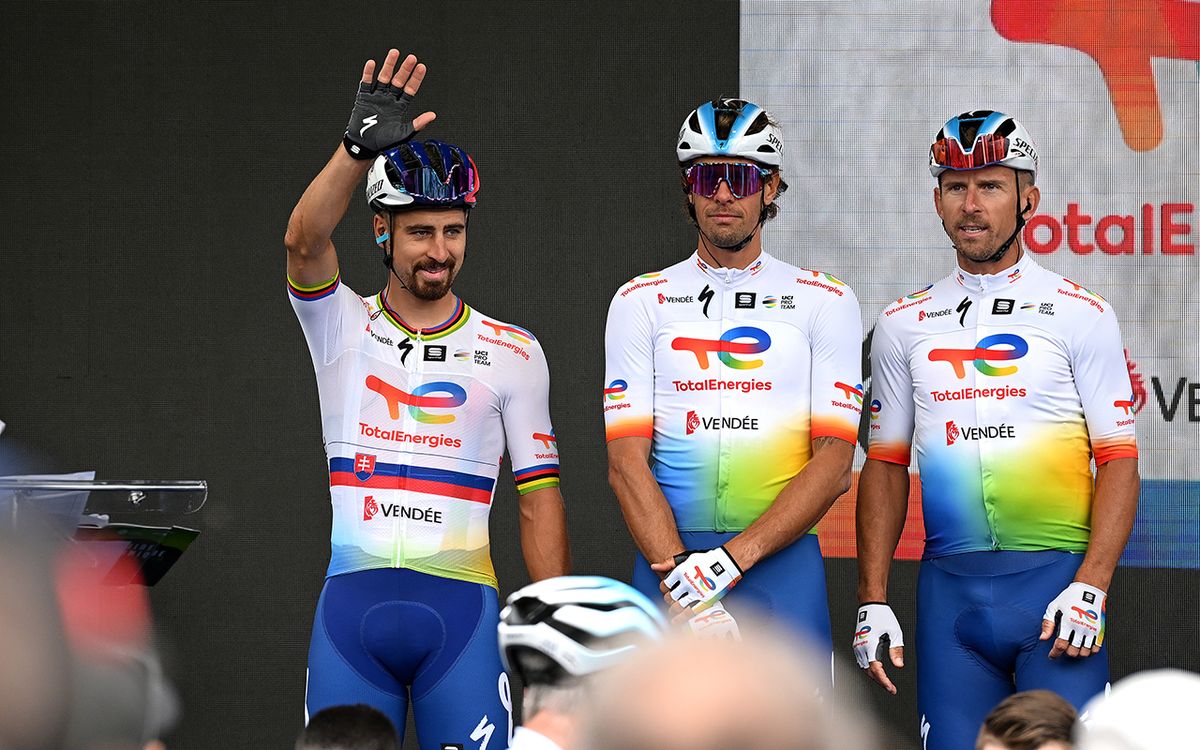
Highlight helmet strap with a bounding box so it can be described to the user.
[983,169,1030,264]
[380,212,411,296]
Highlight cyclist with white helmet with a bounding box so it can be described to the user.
[604,98,863,659]
[285,49,570,747]
[498,576,665,750]
[854,110,1140,750]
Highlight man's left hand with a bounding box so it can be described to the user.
[1040,581,1106,659]
[656,546,742,613]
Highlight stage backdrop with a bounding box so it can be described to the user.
[741,0,1199,735]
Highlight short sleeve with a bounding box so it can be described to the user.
[809,285,864,444]
[288,271,367,366]
[502,337,561,495]
[865,312,916,466]
[603,288,655,441]
[1070,305,1139,465]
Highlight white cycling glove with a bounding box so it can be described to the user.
[853,603,904,669]
[664,546,742,611]
[1043,582,1106,650]
[686,602,742,641]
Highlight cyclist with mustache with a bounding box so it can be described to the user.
[853,111,1140,750]
[604,98,863,661]
[285,49,570,748]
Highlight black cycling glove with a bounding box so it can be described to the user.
[342,80,419,160]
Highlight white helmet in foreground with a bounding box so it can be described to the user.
[676,97,784,168]
[1077,669,1200,750]
[498,576,665,685]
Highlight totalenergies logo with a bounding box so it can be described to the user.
[1114,395,1137,415]
[672,326,772,370]
[928,333,1030,378]
[604,379,628,401]
[482,320,534,345]
[992,0,1200,152]
[365,375,468,424]
[533,431,557,449]
[1071,605,1099,623]
[691,565,716,591]
[835,382,865,404]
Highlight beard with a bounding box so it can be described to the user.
[700,212,758,250]
[397,258,459,300]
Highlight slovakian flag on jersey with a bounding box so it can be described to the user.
[354,453,376,481]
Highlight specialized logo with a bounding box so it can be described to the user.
[533,431,556,449]
[604,379,628,400]
[354,453,376,481]
[957,297,971,327]
[927,333,1029,378]
[481,320,533,344]
[366,375,468,424]
[685,410,701,436]
[398,337,414,365]
[672,326,772,370]
[699,284,715,318]
[359,114,378,136]
[363,494,379,521]
[991,0,1200,152]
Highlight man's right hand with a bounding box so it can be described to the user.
[853,603,905,695]
[342,49,437,160]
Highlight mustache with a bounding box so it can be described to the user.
[414,259,455,273]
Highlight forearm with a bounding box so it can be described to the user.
[517,487,571,580]
[284,146,371,257]
[608,448,684,564]
[856,458,910,602]
[725,437,854,570]
[1074,457,1139,591]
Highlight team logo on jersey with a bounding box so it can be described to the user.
[699,285,715,318]
[927,333,1029,378]
[833,382,866,414]
[946,421,961,445]
[763,295,777,308]
[945,420,1016,445]
[900,285,933,302]
[533,431,557,449]
[1114,395,1137,415]
[481,320,534,345]
[672,326,772,370]
[685,410,701,435]
[870,399,882,420]
[658,292,695,304]
[604,379,628,400]
[363,494,379,521]
[688,565,716,591]
[354,453,377,481]
[992,298,1015,315]
[797,269,847,297]
[365,375,468,424]
[735,292,756,309]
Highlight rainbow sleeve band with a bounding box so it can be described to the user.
[288,270,340,301]
[514,464,560,495]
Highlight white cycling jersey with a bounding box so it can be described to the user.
[867,253,1138,557]
[289,272,560,588]
[604,251,863,532]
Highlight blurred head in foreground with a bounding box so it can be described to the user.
[976,690,1076,750]
[578,621,879,750]
[1076,669,1200,750]
[296,704,398,750]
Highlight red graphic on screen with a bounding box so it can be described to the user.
[991,0,1200,152]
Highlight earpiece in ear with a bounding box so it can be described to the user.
[376,232,390,246]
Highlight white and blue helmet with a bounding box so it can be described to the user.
[929,110,1037,180]
[676,98,784,168]
[498,576,665,685]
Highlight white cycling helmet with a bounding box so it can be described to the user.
[498,576,665,685]
[676,98,784,168]
[929,110,1037,180]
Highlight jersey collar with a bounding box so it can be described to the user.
[690,250,771,287]
[375,293,471,340]
[953,251,1036,294]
